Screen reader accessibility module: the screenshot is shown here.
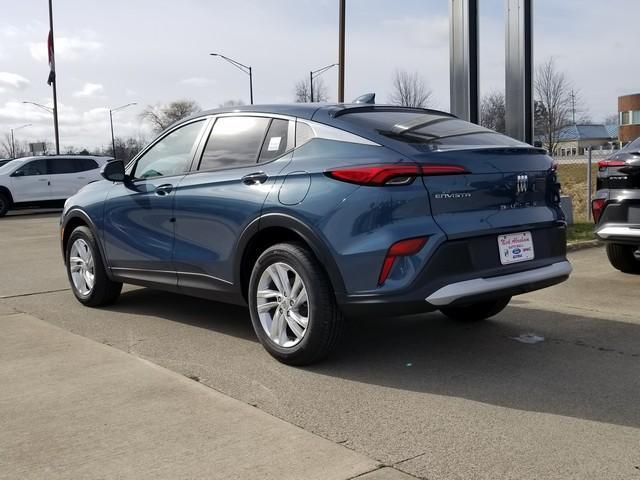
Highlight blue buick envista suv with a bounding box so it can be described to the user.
[61,104,571,364]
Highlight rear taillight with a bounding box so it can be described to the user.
[378,236,428,285]
[324,163,468,186]
[598,160,626,171]
[591,198,606,224]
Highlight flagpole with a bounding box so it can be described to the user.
[48,0,60,154]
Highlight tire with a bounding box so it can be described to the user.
[0,192,10,217]
[440,296,511,322]
[248,242,344,365]
[606,243,640,274]
[66,226,122,306]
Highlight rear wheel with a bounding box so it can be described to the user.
[0,192,10,217]
[606,243,640,274]
[248,243,344,365]
[66,226,122,306]
[440,296,511,322]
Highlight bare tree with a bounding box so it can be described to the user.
[480,90,506,134]
[603,113,619,125]
[140,99,201,134]
[388,69,432,108]
[294,77,328,103]
[534,58,575,154]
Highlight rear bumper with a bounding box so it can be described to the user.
[425,261,571,306]
[336,224,569,317]
[594,199,640,245]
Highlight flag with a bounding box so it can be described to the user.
[47,30,55,85]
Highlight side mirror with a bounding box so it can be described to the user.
[101,160,126,182]
[11,170,25,177]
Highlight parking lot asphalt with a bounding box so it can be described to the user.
[1,212,639,479]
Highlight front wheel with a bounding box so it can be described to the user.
[440,296,511,322]
[606,243,640,274]
[248,243,344,365]
[66,226,122,306]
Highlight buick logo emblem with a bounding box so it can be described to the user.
[516,174,528,194]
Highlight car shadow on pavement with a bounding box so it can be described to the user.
[314,306,640,430]
[110,287,256,341]
[108,288,640,430]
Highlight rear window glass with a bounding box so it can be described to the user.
[341,111,524,149]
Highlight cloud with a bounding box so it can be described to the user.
[179,77,213,88]
[73,83,104,98]
[28,36,102,63]
[0,72,30,90]
[1,25,19,37]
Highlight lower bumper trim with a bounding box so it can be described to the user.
[595,226,640,239]
[425,261,572,306]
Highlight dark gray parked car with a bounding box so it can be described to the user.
[593,136,640,272]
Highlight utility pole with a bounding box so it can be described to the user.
[48,0,60,154]
[9,124,31,158]
[571,90,576,124]
[210,53,253,105]
[338,0,345,102]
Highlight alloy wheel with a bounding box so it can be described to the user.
[69,238,95,296]
[256,262,309,348]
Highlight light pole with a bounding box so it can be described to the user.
[10,124,31,158]
[338,0,346,102]
[310,63,338,102]
[109,103,137,160]
[22,101,54,114]
[210,53,253,105]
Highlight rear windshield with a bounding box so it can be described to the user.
[621,136,640,153]
[341,111,525,149]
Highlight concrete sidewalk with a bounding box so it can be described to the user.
[0,312,403,480]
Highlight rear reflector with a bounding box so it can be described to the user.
[598,160,626,169]
[378,236,428,285]
[591,198,606,224]
[325,163,468,186]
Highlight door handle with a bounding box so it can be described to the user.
[77,176,86,180]
[242,172,268,185]
[38,178,48,181]
[155,184,174,196]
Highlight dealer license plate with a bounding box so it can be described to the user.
[498,231,535,265]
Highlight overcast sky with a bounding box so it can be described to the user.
[0,0,638,151]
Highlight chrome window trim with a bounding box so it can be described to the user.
[297,119,381,146]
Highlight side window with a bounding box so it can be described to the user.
[199,116,270,171]
[295,121,314,147]
[258,119,290,162]
[77,158,98,172]
[14,159,48,176]
[48,158,79,175]
[133,120,206,179]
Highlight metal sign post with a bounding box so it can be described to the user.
[449,0,479,124]
[505,0,533,144]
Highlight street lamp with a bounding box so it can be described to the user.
[310,63,338,102]
[210,53,253,105]
[10,124,31,158]
[22,101,55,114]
[22,101,58,153]
[109,103,137,160]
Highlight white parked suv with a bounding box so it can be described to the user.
[0,155,111,217]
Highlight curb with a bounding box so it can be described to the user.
[567,239,602,252]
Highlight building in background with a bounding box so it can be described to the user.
[547,124,618,157]
[618,93,640,144]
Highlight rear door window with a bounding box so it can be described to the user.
[199,116,270,171]
[258,119,290,162]
[48,158,79,175]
